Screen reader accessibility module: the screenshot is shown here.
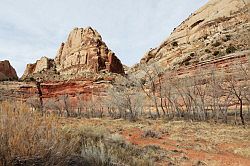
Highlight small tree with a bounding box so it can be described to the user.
[76,94,86,117]
[59,94,72,117]
[137,63,165,118]
[225,61,249,126]
[26,96,41,112]
[105,76,145,121]
[44,98,62,116]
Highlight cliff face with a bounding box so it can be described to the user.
[15,27,125,103]
[21,57,56,80]
[55,27,124,75]
[0,79,111,102]
[0,60,18,81]
[22,27,124,81]
[140,0,250,69]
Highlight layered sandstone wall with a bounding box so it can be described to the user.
[139,0,250,69]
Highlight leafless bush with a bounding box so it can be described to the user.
[137,63,164,118]
[59,94,73,117]
[26,96,42,112]
[223,60,249,125]
[138,57,250,124]
[75,94,105,118]
[105,76,145,121]
[142,130,162,139]
[44,98,62,116]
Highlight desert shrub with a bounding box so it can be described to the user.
[226,45,237,54]
[205,49,211,53]
[142,130,162,139]
[213,50,220,56]
[0,101,61,165]
[26,96,42,111]
[0,101,154,166]
[44,98,62,116]
[211,41,221,47]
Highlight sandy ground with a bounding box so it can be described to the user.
[59,118,250,166]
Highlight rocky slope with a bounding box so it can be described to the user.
[22,27,124,81]
[0,60,18,81]
[139,0,250,70]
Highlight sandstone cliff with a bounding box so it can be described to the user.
[55,27,124,75]
[139,0,250,69]
[21,57,56,80]
[22,27,124,81]
[0,60,18,81]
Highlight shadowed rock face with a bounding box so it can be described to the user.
[0,60,18,81]
[55,27,124,75]
[139,0,250,69]
[21,27,124,81]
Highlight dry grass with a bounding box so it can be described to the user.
[233,147,250,158]
[0,101,61,165]
[0,101,155,166]
[164,121,250,145]
[1,101,249,166]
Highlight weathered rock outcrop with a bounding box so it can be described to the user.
[139,0,250,69]
[55,27,124,75]
[22,27,124,81]
[15,27,125,103]
[0,60,18,81]
[21,57,56,80]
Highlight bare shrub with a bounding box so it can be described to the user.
[105,76,145,121]
[59,94,73,117]
[224,61,249,125]
[44,98,62,116]
[136,63,166,118]
[26,96,42,112]
[142,130,162,139]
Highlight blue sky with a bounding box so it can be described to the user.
[0,0,208,77]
